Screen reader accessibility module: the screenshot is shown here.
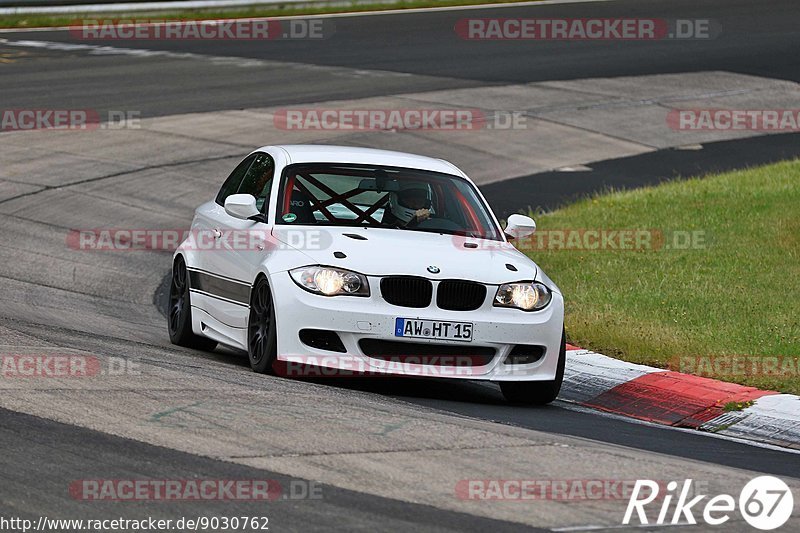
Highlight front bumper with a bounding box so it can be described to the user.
[270,273,564,381]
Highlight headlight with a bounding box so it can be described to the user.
[494,282,551,311]
[289,266,369,297]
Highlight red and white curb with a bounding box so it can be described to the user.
[562,345,800,450]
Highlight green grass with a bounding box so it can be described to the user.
[0,0,536,29]
[723,400,754,412]
[527,160,800,394]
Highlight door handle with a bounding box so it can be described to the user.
[212,228,222,239]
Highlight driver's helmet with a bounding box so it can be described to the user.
[389,183,431,224]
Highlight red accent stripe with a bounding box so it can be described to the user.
[582,371,777,428]
[566,343,581,351]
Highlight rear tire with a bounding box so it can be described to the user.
[500,328,566,405]
[247,276,278,374]
[167,257,218,351]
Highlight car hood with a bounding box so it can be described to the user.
[272,226,537,284]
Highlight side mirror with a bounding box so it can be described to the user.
[505,214,536,240]
[224,194,261,221]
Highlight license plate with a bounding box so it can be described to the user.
[394,318,473,342]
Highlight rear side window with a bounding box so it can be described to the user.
[216,154,257,206]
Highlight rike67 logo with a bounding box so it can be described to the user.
[624,476,794,530]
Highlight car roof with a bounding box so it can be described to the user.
[256,144,468,178]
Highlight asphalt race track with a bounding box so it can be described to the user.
[2,0,799,116]
[1,0,799,530]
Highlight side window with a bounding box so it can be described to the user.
[215,154,257,207]
[236,153,275,213]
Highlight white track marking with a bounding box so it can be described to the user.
[0,37,412,76]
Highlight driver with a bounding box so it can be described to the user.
[384,184,432,228]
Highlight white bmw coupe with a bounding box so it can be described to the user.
[168,145,565,404]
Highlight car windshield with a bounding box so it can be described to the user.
[276,163,502,240]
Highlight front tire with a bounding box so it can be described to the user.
[167,257,217,351]
[500,328,566,405]
[247,276,277,374]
